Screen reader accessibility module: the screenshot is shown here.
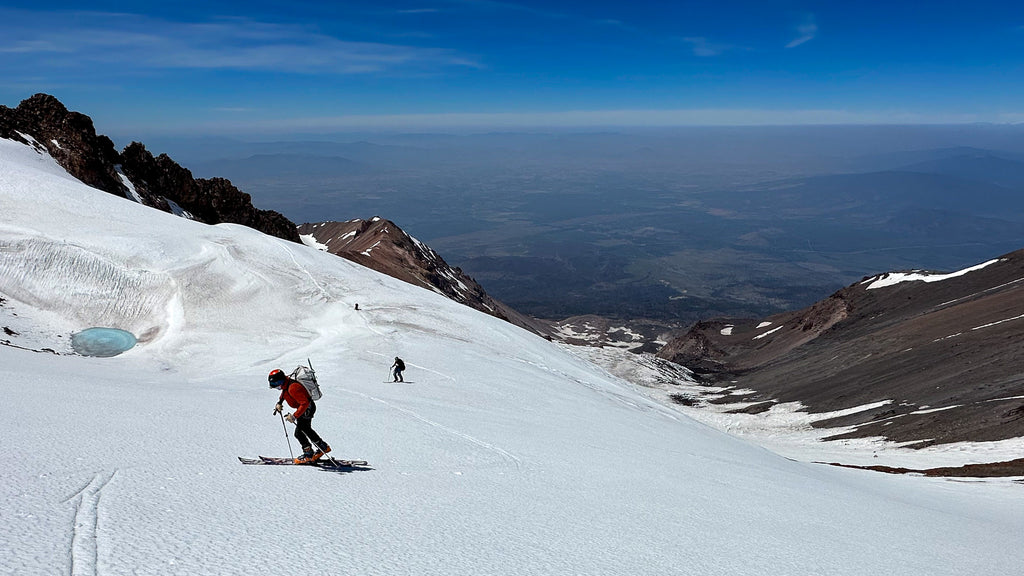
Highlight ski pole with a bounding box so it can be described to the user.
[279,411,294,460]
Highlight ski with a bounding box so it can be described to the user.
[238,456,369,468]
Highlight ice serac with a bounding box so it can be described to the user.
[658,251,1024,447]
[298,218,551,336]
[0,93,299,243]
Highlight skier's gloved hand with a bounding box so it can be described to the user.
[284,413,296,424]
[273,403,283,415]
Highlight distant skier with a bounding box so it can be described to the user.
[268,369,331,464]
[354,303,360,310]
[391,357,406,382]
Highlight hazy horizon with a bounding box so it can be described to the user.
[4,1,1024,136]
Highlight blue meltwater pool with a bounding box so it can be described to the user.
[71,327,138,357]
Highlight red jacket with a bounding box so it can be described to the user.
[278,379,312,418]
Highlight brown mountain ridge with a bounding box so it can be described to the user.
[659,250,1024,448]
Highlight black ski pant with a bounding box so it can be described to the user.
[294,401,326,452]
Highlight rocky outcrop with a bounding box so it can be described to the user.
[120,143,298,241]
[298,218,551,337]
[658,291,849,374]
[548,314,678,353]
[0,94,298,242]
[0,94,125,196]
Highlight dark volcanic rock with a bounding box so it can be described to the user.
[659,250,1024,446]
[121,143,299,242]
[0,94,298,243]
[0,94,125,196]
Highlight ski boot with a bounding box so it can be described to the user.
[309,442,332,463]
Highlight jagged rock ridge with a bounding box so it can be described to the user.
[0,94,298,242]
[298,218,551,336]
[659,250,1024,447]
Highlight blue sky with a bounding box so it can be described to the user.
[2,1,1024,135]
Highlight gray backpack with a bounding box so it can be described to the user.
[289,364,323,401]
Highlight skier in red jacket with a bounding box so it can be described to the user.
[269,369,331,464]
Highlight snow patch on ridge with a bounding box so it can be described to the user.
[299,233,330,252]
[864,259,1003,290]
[753,325,783,339]
[115,167,144,204]
[165,198,194,220]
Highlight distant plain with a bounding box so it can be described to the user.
[152,125,1024,328]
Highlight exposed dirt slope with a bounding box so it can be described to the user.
[659,250,1024,446]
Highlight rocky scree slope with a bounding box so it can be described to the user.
[659,249,1024,448]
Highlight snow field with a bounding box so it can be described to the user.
[2,136,1024,575]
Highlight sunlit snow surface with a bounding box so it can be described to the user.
[863,258,1003,289]
[572,346,1024,470]
[2,137,1023,575]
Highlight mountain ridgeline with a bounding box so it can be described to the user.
[0,94,299,242]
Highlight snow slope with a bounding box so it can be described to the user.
[1,137,1023,575]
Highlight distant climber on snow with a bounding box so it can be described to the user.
[391,357,406,382]
[269,368,331,464]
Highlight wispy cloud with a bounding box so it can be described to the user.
[0,10,480,75]
[786,15,818,48]
[682,37,731,57]
[443,0,616,28]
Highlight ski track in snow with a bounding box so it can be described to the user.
[340,386,523,470]
[64,470,117,576]
[516,357,681,423]
[277,241,332,301]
